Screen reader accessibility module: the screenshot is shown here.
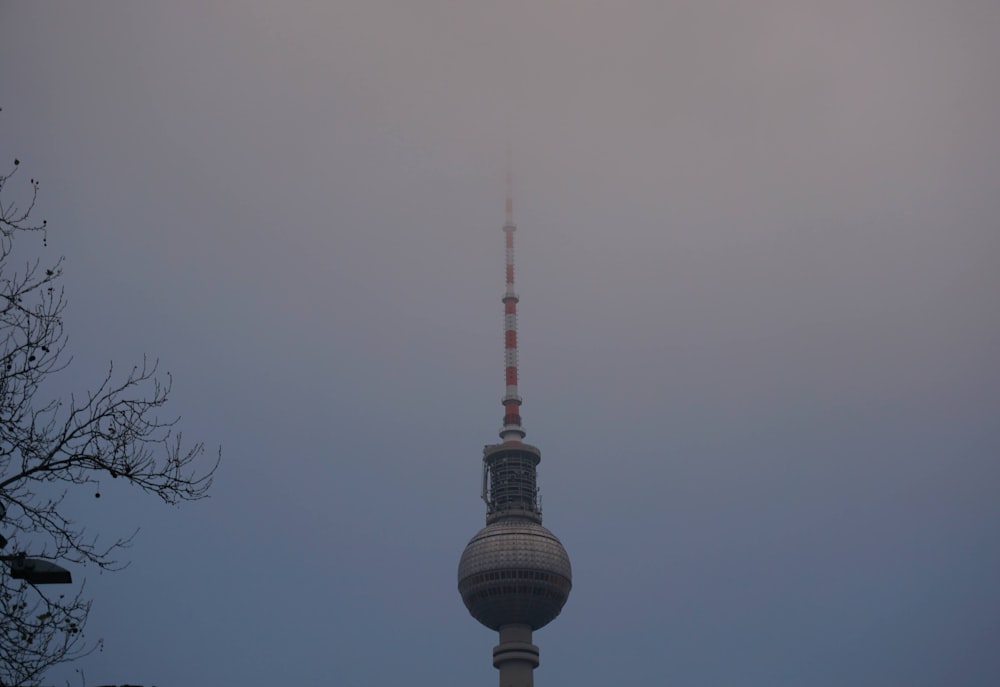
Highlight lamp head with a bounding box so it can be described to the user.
[9,557,73,584]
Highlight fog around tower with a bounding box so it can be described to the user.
[1,2,998,685]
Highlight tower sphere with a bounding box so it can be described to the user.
[458,518,572,631]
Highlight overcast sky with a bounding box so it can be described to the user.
[2,2,999,686]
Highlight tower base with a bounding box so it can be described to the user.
[493,624,539,687]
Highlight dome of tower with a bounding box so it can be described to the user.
[458,519,572,631]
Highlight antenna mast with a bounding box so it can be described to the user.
[500,151,525,442]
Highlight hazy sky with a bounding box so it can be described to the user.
[2,2,998,685]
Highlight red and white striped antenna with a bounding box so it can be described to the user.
[500,149,525,442]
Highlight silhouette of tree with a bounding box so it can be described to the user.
[0,113,219,686]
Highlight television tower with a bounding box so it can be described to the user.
[458,164,572,687]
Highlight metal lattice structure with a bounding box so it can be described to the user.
[482,443,541,523]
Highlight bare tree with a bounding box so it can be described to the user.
[0,121,219,686]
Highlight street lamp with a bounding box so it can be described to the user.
[0,530,73,585]
[2,553,73,584]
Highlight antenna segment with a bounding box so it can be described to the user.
[500,156,525,442]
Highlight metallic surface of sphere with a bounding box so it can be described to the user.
[458,518,572,631]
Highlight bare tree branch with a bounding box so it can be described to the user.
[0,128,218,687]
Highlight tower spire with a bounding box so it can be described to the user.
[500,152,524,442]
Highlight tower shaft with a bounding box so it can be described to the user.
[494,624,539,687]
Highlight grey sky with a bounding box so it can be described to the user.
[1,2,998,685]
